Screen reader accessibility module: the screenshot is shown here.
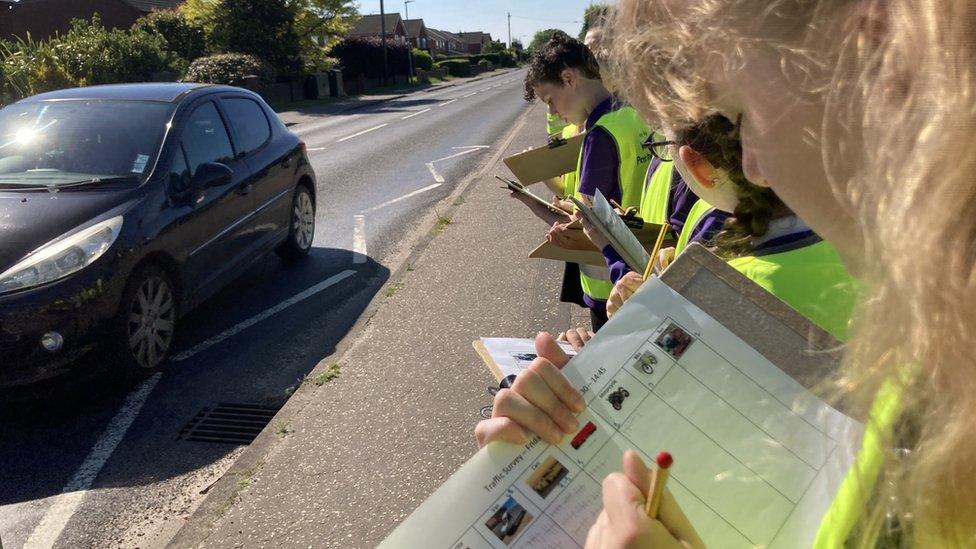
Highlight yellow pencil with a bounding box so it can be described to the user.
[642,223,670,280]
[645,451,673,519]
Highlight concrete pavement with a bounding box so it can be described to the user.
[169,101,589,548]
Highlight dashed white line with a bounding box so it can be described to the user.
[353,215,367,264]
[171,270,357,361]
[439,99,457,107]
[306,146,327,151]
[463,92,478,98]
[363,183,443,213]
[401,108,432,120]
[336,123,388,142]
[24,372,163,549]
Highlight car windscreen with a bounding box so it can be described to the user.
[0,100,175,187]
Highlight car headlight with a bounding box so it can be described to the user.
[0,216,123,294]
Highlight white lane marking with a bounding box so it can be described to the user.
[306,147,327,151]
[424,146,489,184]
[452,145,490,150]
[24,373,163,549]
[401,108,432,120]
[336,123,388,142]
[353,215,367,264]
[463,92,478,98]
[171,270,357,361]
[362,183,442,213]
[439,99,457,107]
[426,162,445,183]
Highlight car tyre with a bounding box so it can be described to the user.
[114,264,177,371]
[276,184,315,261]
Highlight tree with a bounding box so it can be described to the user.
[133,9,206,63]
[178,0,219,40]
[289,0,358,71]
[209,0,302,77]
[527,28,565,53]
[578,4,611,41]
[483,39,506,54]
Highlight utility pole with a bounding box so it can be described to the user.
[405,0,415,81]
[380,0,389,86]
[507,12,511,49]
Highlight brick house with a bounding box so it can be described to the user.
[0,0,183,41]
[347,13,407,45]
[403,18,428,50]
[427,27,466,57]
[458,31,493,55]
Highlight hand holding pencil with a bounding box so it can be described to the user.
[585,450,705,549]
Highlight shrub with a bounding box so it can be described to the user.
[54,16,178,85]
[411,48,433,71]
[477,59,491,67]
[498,50,517,67]
[439,59,471,77]
[330,37,410,79]
[184,53,274,85]
[471,53,500,65]
[133,9,205,63]
[209,0,302,77]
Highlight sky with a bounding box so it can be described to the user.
[353,1,599,46]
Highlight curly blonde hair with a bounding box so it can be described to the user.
[611,0,976,545]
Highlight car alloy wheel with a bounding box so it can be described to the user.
[293,189,314,251]
[126,273,175,369]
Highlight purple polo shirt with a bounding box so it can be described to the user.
[576,96,622,204]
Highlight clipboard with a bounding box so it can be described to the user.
[472,340,504,382]
[571,191,650,273]
[496,175,572,216]
[527,223,673,267]
[502,133,585,185]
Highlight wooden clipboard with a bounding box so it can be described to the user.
[503,133,585,185]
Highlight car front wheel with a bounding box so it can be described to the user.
[117,265,177,370]
[276,184,314,260]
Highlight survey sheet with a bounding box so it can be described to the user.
[382,278,864,549]
[480,338,577,380]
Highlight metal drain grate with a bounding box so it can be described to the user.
[179,403,280,444]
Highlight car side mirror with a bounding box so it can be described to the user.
[191,162,233,190]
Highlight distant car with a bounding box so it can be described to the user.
[0,83,316,387]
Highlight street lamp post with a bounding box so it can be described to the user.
[380,0,389,86]
[404,0,415,81]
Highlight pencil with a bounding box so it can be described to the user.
[642,223,670,280]
[645,451,673,519]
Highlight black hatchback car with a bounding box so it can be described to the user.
[0,83,317,387]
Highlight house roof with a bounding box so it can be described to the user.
[403,18,425,38]
[348,13,404,37]
[458,32,489,45]
[428,27,464,43]
[120,0,184,12]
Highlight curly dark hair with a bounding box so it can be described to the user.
[673,114,787,258]
[523,31,601,102]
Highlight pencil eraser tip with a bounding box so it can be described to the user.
[656,451,673,469]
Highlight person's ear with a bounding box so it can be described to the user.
[677,146,721,189]
[560,68,576,88]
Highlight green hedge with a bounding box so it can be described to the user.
[411,48,434,71]
[184,53,274,85]
[470,53,500,65]
[498,50,517,67]
[438,59,471,77]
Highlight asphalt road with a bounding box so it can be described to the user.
[0,69,530,549]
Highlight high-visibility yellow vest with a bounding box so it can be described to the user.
[546,112,568,137]
[639,161,674,226]
[674,199,716,255]
[561,124,580,198]
[576,106,651,301]
[728,240,857,341]
[814,381,904,548]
